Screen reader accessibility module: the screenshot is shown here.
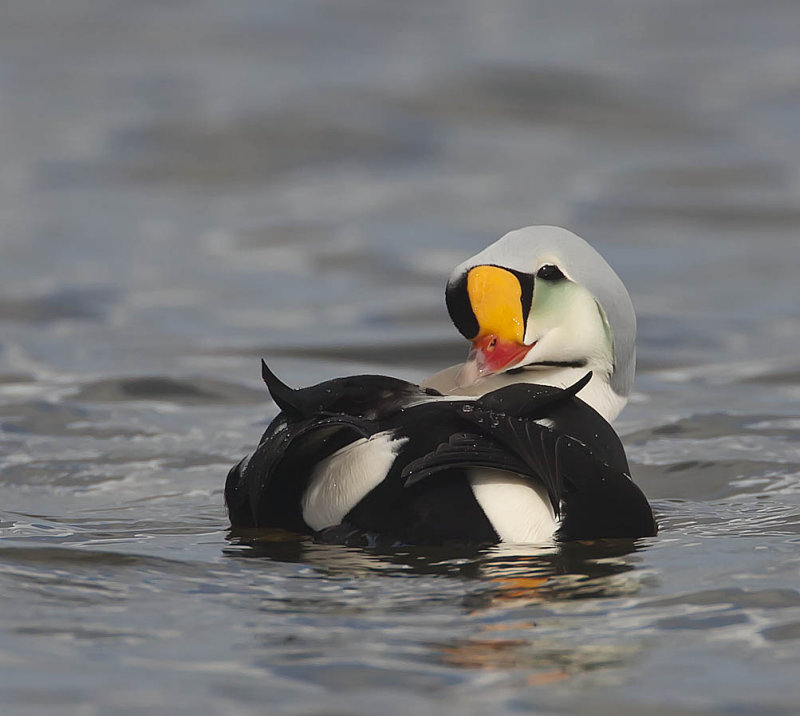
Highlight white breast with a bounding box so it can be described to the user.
[301,431,408,531]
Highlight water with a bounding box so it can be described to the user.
[1,1,800,713]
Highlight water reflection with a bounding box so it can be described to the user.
[436,541,650,677]
[435,631,636,678]
[226,530,650,603]
[227,531,651,680]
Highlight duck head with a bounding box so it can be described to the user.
[445,226,636,406]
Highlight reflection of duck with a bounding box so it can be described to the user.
[226,534,647,677]
[225,534,648,681]
[436,624,639,678]
[226,227,655,545]
[435,542,647,678]
[226,533,646,603]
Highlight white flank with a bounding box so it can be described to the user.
[301,431,408,532]
[469,469,557,543]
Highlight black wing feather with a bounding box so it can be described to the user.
[261,358,304,419]
[401,416,565,516]
[402,432,532,487]
[227,413,376,529]
[475,371,592,420]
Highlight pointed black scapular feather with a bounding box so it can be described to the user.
[455,387,651,535]
[400,373,595,512]
[228,360,447,531]
[260,358,440,420]
[261,358,304,419]
[399,374,656,537]
[467,371,627,474]
[475,371,592,419]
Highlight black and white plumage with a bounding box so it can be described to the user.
[225,360,656,545]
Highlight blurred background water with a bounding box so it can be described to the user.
[1,1,800,714]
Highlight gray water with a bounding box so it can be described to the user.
[1,1,800,714]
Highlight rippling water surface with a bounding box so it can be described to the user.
[2,1,800,714]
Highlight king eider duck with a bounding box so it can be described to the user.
[225,226,656,545]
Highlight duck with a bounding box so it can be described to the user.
[225,362,656,544]
[226,226,655,544]
[424,225,636,422]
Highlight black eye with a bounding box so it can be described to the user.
[536,264,565,281]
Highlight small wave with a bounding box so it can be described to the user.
[72,376,264,406]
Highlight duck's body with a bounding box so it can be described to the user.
[225,362,656,544]
[226,225,656,545]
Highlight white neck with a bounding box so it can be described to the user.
[422,362,626,422]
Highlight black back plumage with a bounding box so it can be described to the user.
[401,387,654,541]
[225,360,439,531]
[225,361,657,544]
